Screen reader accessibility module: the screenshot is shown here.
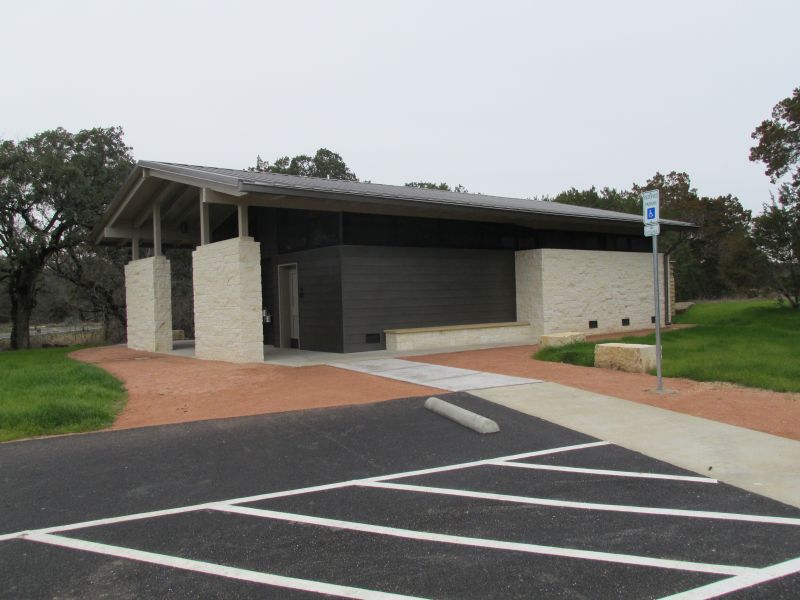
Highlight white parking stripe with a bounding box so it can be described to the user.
[1,482,360,541]
[361,482,800,526]
[24,533,428,600]
[214,504,754,576]
[492,461,718,483]
[659,555,800,599]
[0,441,609,541]
[367,441,611,483]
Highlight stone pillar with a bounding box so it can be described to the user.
[124,256,173,353]
[193,236,264,363]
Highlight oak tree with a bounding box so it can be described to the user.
[252,148,358,181]
[0,127,133,348]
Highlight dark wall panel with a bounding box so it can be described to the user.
[341,246,516,353]
[276,246,344,353]
[255,208,279,346]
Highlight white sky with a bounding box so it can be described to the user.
[2,0,798,214]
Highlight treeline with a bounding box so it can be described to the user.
[2,87,797,348]
[547,172,768,301]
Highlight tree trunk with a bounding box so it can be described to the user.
[9,266,41,350]
[9,293,34,350]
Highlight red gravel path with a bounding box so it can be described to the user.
[71,342,800,442]
[71,346,441,430]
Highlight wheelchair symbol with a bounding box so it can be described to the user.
[646,207,656,220]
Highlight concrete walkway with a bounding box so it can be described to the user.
[328,357,800,510]
[474,383,800,509]
[333,358,540,391]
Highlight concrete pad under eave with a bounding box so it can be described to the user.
[472,382,800,509]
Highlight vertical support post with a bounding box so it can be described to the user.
[200,189,210,245]
[131,237,140,261]
[152,203,162,257]
[663,253,671,325]
[652,236,663,391]
[237,203,249,238]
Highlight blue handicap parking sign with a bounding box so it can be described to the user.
[646,207,656,220]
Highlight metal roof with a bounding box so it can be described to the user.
[152,161,694,225]
[93,160,695,244]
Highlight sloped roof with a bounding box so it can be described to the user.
[148,161,694,227]
[93,160,695,244]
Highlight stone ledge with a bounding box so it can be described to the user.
[385,322,533,352]
[595,343,656,373]
[540,332,586,348]
[385,321,529,334]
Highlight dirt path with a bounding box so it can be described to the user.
[71,346,441,430]
[410,345,800,442]
[72,343,800,441]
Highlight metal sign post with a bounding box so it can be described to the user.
[642,190,663,392]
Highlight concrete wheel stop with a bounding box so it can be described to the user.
[424,397,500,434]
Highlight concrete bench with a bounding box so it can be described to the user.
[540,331,586,348]
[594,343,656,373]
[385,322,532,352]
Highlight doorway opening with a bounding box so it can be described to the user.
[277,263,300,348]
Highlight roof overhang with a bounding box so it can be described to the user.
[94,161,697,246]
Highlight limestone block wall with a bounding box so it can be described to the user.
[193,237,264,363]
[514,249,544,336]
[515,248,666,336]
[124,256,173,353]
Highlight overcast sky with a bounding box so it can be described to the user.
[2,1,798,214]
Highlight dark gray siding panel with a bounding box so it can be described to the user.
[341,246,516,353]
[276,246,343,353]
[256,208,279,346]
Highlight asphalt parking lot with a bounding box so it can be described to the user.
[2,393,800,599]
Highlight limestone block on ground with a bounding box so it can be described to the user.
[595,343,657,373]
[172,330,185,341]
[540,332,586,348]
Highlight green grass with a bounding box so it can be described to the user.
[534,300,800,393]
[0,347,126,442]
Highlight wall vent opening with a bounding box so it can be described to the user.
[651,316,656,324]
[622,318,630,326]
[365,333,381,344]
[588,320,598,329]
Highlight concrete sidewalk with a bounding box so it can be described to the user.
[333,357,540,391]
[473,382,800,509]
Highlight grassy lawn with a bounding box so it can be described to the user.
[0,347,126,442]
[535,300,800,393]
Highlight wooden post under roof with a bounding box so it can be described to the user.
[237,203,249,237]
[200,189,211,245]
[152,202,162,256]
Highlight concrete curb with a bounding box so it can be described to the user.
[424,397,500,434]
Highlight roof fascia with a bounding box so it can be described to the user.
[93,162,248,244]
[138,161,245,197]
[239,181,696,232]
[91,166,148,244]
